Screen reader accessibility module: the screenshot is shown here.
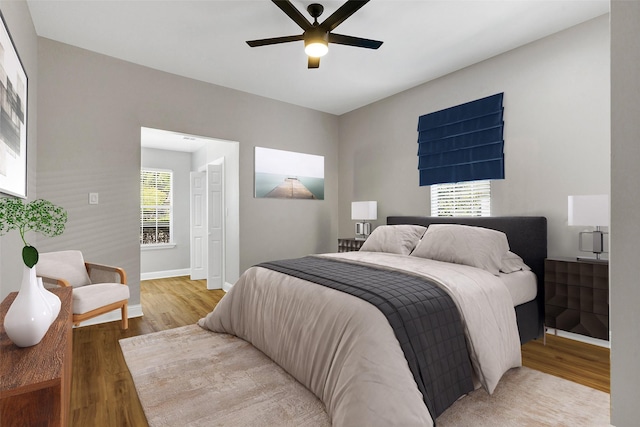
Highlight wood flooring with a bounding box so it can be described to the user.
[69,277,224,427]
[69,276,610,427]
[522,332,610,393]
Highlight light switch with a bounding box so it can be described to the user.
[89,193,99,205]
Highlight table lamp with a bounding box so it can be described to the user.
[351,201,377,241]
[568,194,609,260]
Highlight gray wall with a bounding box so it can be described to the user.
[338,15,610,260]
[0,1,38,298]
[611,1,640,424]
[33,38,339,307]
[140,147,191,274]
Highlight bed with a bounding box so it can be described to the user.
[387,216,547,345]
[199,216,547,427]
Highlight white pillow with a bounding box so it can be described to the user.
[359,225,427,255]
[410,224,509,275]
[500,251,531,273]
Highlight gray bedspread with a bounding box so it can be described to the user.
[258,256,474,419]
[200,252,521,427]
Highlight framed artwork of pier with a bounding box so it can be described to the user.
[254,147,324,200]
[0,12,28,198]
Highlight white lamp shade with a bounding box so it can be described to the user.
[568,195,609,226]
[351,201,377,221]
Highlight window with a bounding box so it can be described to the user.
[140,169,173,245]
[430,180,491,217]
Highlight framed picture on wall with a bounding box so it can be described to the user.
[254,147,324,200]
[0,12,28,198]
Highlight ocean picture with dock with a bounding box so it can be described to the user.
[255,147,324,200]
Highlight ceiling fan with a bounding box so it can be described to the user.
[246,0,383,69]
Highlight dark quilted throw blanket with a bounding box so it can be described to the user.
[257,256,474,420]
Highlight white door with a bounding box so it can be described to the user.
[207,161,224,289]
[190,172,207,280]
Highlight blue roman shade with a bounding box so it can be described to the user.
[417,93,504,186]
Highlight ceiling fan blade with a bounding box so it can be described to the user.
[321,0,370,32]
[308,56,320,69]
[246,34,303,47]
[328,33,383,49]
[272,0,312,31]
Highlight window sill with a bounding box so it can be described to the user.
[141,243,176,251]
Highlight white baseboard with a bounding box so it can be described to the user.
[222,281,233,292]
[545,327,610,349]
[140,269,191,281]
[74,304,143,328]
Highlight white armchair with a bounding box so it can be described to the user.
[37,250,130,329]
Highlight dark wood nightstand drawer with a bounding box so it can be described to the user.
[338,238,364,252]
[544,258,609,340]
[545,305,608,340]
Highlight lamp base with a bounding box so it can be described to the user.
[355,222,371,241]
[578,229,608,261]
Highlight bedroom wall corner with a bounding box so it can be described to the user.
[0,0,39,299]
[336,15,610,260]
[610,0,640,425]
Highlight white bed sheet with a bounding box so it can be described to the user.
[499,270,537,306]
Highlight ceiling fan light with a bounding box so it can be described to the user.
[304,27,329,58]
[304,40,328,58]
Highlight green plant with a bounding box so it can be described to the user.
[0,197,68,268]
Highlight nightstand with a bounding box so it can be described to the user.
[544,257,609,340]
[338,238,365,252]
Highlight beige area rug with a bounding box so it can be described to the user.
[119,325,329,427]
[437,366,611,427]
[120,325,610,427]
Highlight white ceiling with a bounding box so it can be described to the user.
[140,127,211,152]
[27,0,609,115]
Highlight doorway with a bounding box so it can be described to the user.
[140,127,239,291]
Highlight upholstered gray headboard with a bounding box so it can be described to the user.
[387,216,547,343]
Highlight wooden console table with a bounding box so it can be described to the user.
[1,286,73,427]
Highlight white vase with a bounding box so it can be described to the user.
[4,265,53,347]
[37,277,61,322]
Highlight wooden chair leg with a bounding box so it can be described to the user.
[121,303,128,330]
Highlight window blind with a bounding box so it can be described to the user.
[140,169,173,244]
[430,180,491,217]
[418,93,504,186]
